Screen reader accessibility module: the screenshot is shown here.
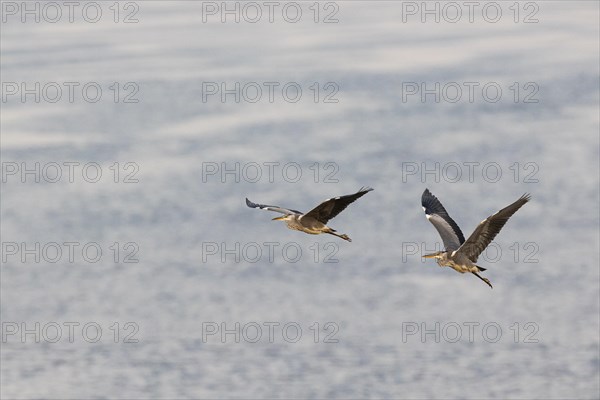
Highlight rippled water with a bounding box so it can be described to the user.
[1,1,599,399]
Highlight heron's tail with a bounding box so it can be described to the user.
[476,266,486,272]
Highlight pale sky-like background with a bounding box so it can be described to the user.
[1,1,599,399]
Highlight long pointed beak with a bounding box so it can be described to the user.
[272,216,285,221]
[423,253,438,259]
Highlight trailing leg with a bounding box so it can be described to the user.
[326,231,352,242]
[472,271,493,289]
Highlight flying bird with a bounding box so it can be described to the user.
[246,187,373,242]
[421,188,531,288]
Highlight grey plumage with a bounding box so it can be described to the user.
[422,189,531,288]
[422,189,465,251]
[246,187,373,242]
[244,199,302,216]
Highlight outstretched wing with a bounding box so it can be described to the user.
[422,188,465,252]
[458,194,531,262]
[245,198,302,215]
[304,187,373,224]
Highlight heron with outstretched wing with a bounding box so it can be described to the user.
[246,187,373,242]
[421,188,531,288]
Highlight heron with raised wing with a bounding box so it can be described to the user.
[421,188,531,288]
[246,187,373,242]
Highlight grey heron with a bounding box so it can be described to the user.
[246,187,373,242]
[421,188,531,288]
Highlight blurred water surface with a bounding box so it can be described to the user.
[1,1,599,399]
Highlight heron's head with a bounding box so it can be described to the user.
[423,251,446,259]
[272,215,292,222]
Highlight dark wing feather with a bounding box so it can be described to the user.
[422,189,465,251]
[458,194,531,262]
[304,187,373,224]
[245,198,302,215]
